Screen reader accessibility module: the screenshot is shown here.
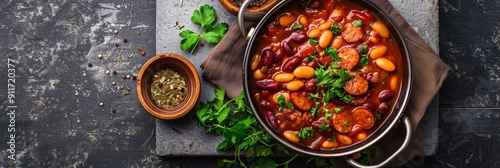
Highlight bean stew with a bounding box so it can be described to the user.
[249,0,404,150]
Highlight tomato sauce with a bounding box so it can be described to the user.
[250,0,403,150]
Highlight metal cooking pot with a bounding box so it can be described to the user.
[240,0,413,167]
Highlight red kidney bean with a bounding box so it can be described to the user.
[282,41,295,56]
[304,78,318,92]
[378,90,394,101]
[255,79,279,91]
[281,56,302,72]
[291,32,308,42]
[260,100,274,111]
[365,73,374,83]
[261,49,273,66]
[266,111,277,128]
[348,124,362,136]
[362,102,376,111]
[306,61,319,69]
[273,49,283,63]
[352,10,374,25]
[378,102,390,113]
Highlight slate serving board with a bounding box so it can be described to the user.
[155,0,439,156]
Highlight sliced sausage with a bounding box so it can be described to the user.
[343,75,369,96]
[342,25,364,42]
[352,107,375,129]
[332,111,353,133]
[290,91,312,111]
[338,47,360,70]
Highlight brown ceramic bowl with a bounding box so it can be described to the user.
[136,53,201,120]
[219,0,279,15]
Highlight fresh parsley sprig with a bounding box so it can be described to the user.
[196,88,296,168]
[179,4,229,54]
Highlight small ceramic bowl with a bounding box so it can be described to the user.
[136,53,201,120]
[219,0,279,15]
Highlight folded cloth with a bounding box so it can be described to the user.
[201,0,451,166]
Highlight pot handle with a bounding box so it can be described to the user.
[237,0,254,39]
[346,116,412,168]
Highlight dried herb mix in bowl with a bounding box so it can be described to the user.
[151,69,188,108]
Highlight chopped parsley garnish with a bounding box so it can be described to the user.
[292,23,304,30]
[309,38,319,45]
[324,110,333,120]
[330,23,340,34]
[375,114,382,122]
[359,45,368,53]
[318,124,332,132]
[278,94,294,111]
[333,107,341,113]
[354,19,364,27]
[361,54,369,65]
[307,54,316,62]
[296,127,314,139]
[356,145,379,165]
[314,65,354,103]
[310,101,321,117]
[308,93,320,99]
[324,47,341,62]
[344,121,350,127]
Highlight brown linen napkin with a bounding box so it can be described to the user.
[201,0,451,166]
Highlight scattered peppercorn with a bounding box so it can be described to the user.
[132,76,137,80]
[126,75,131,79]
[123,38,128,43]
[122,75,127,79]
[88,63,93,67]
[114,30,119,34]
[112,109,116,113]
[112,82,116,86]
[106,70,110,75]
[97,54,103,59]
[200,41,205,46]
[114,42,119,47]
[99,102,104,106]
[113,70,117,74]
[127,87,131,91]
[141,51,146,56]
[119,85,124,89]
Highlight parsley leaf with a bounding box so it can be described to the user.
[308,93,320,99]
[354,19,364,27]
[179,4,228,54]
[307,54,316,62]
[333,107,341,113]
[355,145,379,165]
[191,4,216,29]
[331,23,340,34]
[324,109,333,120]
[325,47,341,62]
[361,54,369,65]
[278,94,294,111]
[344,121,350,127]
[375,114,382,122]
[296,127,314,139]
[309,38,319,45]
[359,45,368,53]
[292,23,304,30]
[310,101,321,117]
[318,124,332,132]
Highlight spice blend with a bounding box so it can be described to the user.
[151,69,188,108]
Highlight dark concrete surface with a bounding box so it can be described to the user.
[0,0,498,167]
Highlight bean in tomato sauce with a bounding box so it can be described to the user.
[251,0,403,150]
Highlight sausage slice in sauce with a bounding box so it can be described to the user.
[332,111,353,133]
[338,47,360,70]
[352,108,375,129]
[343,75,369,96]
